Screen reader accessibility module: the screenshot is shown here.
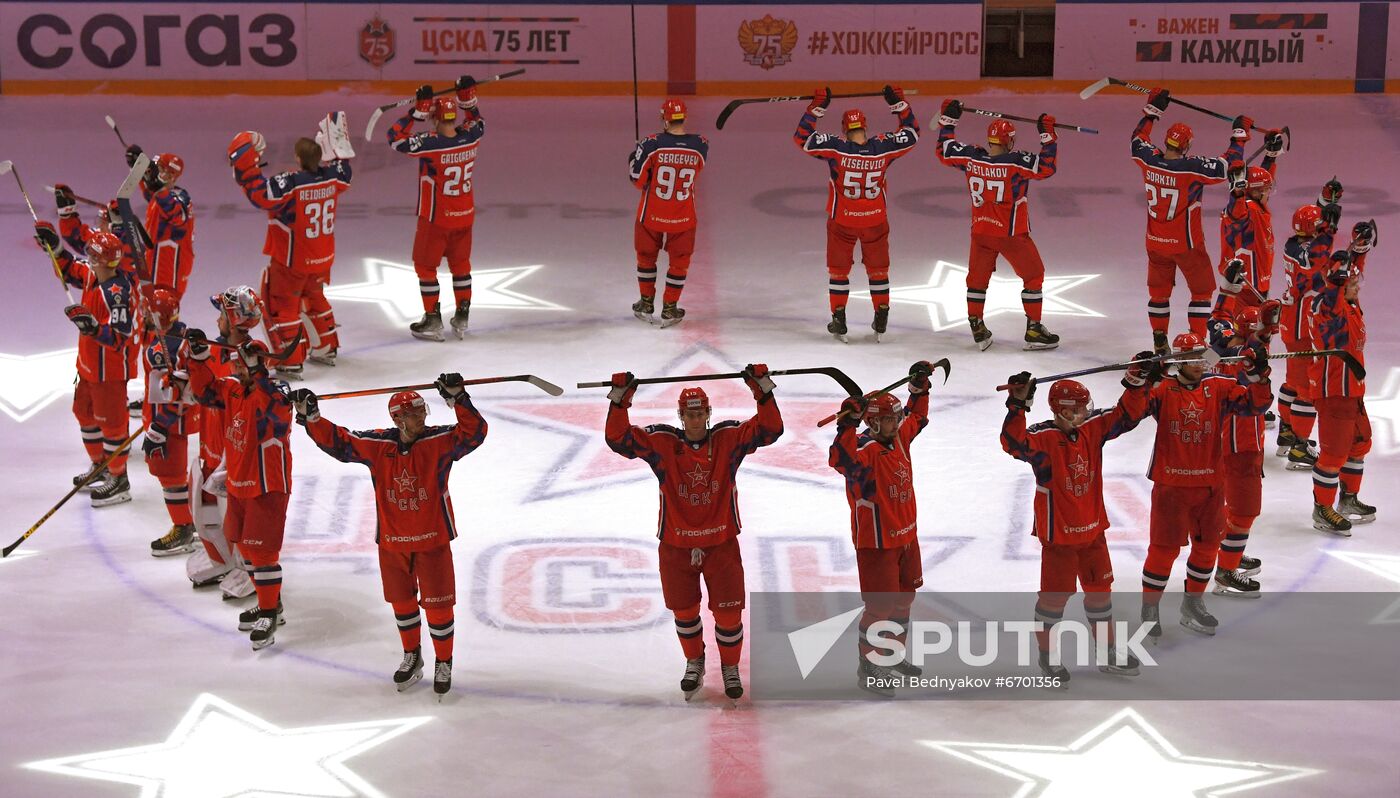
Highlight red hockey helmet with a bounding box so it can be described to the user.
[388,390,427,419]
[86,231,123,267]
[1172,331,1204,353]
[864,393,902,423]
[1246,166,1273,201]
[987,119,1016,146]
[147,287,180,331]
[1165,122,1193,151]
[211,285,262,330]
[431,96,459,122]
[1235,305,1263,336]
[678,387,710,414]
[661,98,687,123]
[153,153,184,185]
[1292,205,1323,237]
[843,109,867,132]
[1047,380,1093,426]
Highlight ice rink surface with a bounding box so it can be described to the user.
[1,91,1398,796]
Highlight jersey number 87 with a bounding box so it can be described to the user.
[654,165,696,201]
[968,176,1006,208]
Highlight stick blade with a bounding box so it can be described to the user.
[105,114,118,129]
[0,160,12,175]
[715,100,743,131]
[364,107,385,142]
[526,375,565,396]
[1079,78,1111,100]
[116,154,150,200]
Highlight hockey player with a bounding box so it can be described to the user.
[228,123,352,375]
[795,85,918,341]
[937,101,1061,350]
[36,223,137,507]
[1123,331,1271,638]
[828,362,933,695]
[1307,249,1375,534]
[628,98,709,327]
[293,375,487,698]
[141,288,200,557]
[124,145,196,299]
[1217,138,1283,313]
[1131,88,1249,351]
[605,365,784,702]
[1002,370,1146,683]
[186,331,293,650]
[388,77,483,341]
[54,189,141,280]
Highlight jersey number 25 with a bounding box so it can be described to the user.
[441,163,474,197]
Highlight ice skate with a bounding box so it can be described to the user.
[1312,503,1353,536]
[1098,648,1141,677]
[72,462,106,492]
[1179,594,1218,636]
[1024,319,1060,351]
[1152,329,1169,357]
[250,610,278,650]
[1237,554,1262,577]
[150,523,196,557]
[969,315,992,351]
[827,309,848,343]
[127,399,143,419]
[1339,492,1376,524]
[450,304,470,339]
[1275,423,1297,456]
[410,303,445,342]
[1213,567,1261,598]
[680,656,705,701]
[1037,651,1071,687]
[631,296,655,324]
[871,304,889,342]
[1141,603,1162,644]
[90,473,131,507]
[721,664,743,704]
[659,302,685,329]
[434,658,452,700]
[891,657,922,678]
[394,648,424,692]
[307,345,337,366]
[239,601,284,631]
[1286,441,1318,470]
[857,657,897,698]
[220,567,255,600]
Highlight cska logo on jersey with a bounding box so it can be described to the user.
[1064,454,1094,497]
[227,416,248,453]
[388,467,428,511]
[738,15,797,70]
[359,16,396,68]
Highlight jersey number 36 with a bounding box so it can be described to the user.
[306,199,336,239]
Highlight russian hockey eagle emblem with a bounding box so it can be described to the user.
[738,15,797,70]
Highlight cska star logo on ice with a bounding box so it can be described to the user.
[738,15,797,70]
[359,15,396,68]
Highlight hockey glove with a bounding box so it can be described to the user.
[65,304,98,336]
[227,131,265,172]
[436,372,466,407]
[909,360,934,394]
[184,328,212,360]
[1351,220,1377,253]
[1037,114,1057,145]
[608,371,637,408]
[1228,163,1248,194]
[837,396,867,428]
[1244,341,1270,382]
[456,75,478,108]
[883,84,907,113]
[1259,300,1283,336]
[142,424,168,459]
[1006,372,1035,410]
[1144,88,1170,119]
[807,87,831,117]
[34,221,61,252]
[1222,258,1246,294]
[414,84,434,120]
[54,184,77,217]
[1264,130,1285,157]
[1231,115,1253,142]
[125,144,144,168]
[939,99,962,127]
[1320,202,1342,235]
[1123,351,1160,388]
[289,388,320,423]
[743,363,776,400]
[1319,177,1343,208]
[1327,251,1353,286]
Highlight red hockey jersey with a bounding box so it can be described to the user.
[937,127,1056,237]
[828,392,929,549]
[142,322,197,437]
[188,362,293,497]
[629,132,709,232]
[234,160,352,273]
[142,182,196,297]
[388,105,484,230]
[795,106,919,228]
[1307,282,1366,399]
[1218,159,1275,300]
[1131,116,1244,255]
[56,248,137,384]
[1123,374,1271,486]
[606,397,783,548]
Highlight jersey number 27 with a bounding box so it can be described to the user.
[1144,184,1180,220]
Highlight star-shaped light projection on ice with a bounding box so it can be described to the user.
[921,707,1319,798]
[0,348,78,423]
[25,693,430,798]
[1365,366,1400,455]
[326,258,566,323]
[850,260,1102,332]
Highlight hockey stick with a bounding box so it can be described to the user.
[715,90,920,131]
[115,154,156,253]
[105,114,129,148]
[364,68,527,142]
[319,374,565,400]
[1208,349,1365,382]
[1244,126,1291,164]
[579,367,864,398]
[994,348,1210,391]
[44,185,107,209]
[4,425,146,557]
[181,328,304,359]
[1,160,75,303]
[816,358,951,428]
[630,3,640,142]
[1080,77,1281,138]
[962,106,1099,135]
